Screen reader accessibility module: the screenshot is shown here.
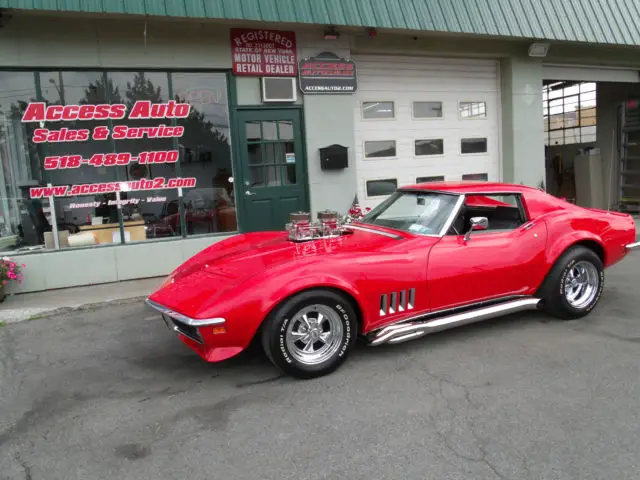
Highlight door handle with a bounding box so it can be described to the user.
[245,190,256,196]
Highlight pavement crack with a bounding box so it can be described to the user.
[14,452,33,480]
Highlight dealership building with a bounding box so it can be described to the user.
[0,1,639,294]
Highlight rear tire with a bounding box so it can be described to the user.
[538,246,604,320]
[260,289,358,379]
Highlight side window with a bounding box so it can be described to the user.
[464,194,527,232]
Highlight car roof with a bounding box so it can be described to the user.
[399,181,540,194]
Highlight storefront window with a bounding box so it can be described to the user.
[172,73,236,234]
[0,72,52,253]
[0,69,236,253]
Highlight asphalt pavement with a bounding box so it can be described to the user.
[1,256,640,480]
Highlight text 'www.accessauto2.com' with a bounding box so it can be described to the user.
[30,177,197,199]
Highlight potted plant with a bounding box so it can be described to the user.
[0,257,24,303]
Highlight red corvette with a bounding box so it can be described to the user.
[146,181,639,379]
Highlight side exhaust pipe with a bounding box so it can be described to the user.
[370,298,541,346]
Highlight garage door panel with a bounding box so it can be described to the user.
[354,55,501,209]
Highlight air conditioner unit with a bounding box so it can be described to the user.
[261,77,297,103]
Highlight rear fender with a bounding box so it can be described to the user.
[539,231,605,289]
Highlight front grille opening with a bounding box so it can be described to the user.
[169,317,203,344]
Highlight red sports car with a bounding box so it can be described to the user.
[146,181,639,379]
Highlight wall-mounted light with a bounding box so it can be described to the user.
[528,42,550,57]
[324,27,339,40]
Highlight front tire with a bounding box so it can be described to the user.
[261,289,358,379]
[538,246,604,320]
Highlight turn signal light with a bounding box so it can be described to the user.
[211,326,226,335]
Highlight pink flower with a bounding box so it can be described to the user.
[21,264,25,268]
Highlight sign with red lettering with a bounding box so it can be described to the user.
[298,52,358,94]
[20,100,198,198]
[230,28,297,77]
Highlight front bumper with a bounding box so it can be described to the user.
[145,298,244,362]
[625,241,640,252]
[145,298,226,345]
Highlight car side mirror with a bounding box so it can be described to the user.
[464,216,488,241]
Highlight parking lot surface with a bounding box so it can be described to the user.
[1,256,640,480]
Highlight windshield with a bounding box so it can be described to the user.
[358,190,460,235]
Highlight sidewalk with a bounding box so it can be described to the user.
[0,277,163,324]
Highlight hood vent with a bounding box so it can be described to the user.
[380,288,416,316]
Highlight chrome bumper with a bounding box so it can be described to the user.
[625,241,640,252]
[145,299,226,326]
[145,299,226,345]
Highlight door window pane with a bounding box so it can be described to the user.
[244,121,297,187]
[459,101,487,119]
[461,138,487,154]
[413,101,442,118]
[366,178,397,197]
[362,102,394,119]
[365,140,396,158]
[415,139,444,156]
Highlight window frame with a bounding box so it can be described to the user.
[361,100,396,121]
[460,136,489,155]
[458,192,529,234]
[363,139,398,160]
[542,81,596,146]
[364,177,398,199]
[457,100,488,120]
[0,67,237,256]
[411,100,444,120]
[416,175,445,183]
[413,137,445,157]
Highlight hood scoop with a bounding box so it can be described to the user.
[286,210,349,242]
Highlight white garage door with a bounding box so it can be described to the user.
[353,55,502,209]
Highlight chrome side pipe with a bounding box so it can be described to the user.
[370,298,542,346]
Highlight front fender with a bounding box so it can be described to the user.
[196,261,368,345]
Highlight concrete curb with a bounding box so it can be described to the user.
[0,295,148,325]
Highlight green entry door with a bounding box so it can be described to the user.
[235,108,309,232]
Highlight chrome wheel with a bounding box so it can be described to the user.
[285,304,344,365]
[564,261,600,309]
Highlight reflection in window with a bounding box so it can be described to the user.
[0,69,238,254]
[459,101,487,119]
[366,178,397,197]
[416,176,445,183]
[362,102,394,119]
[0,72,50,253]
[461,138,487,154]
[462,173,488,181]
[415,139,444,156]
[172,72,236,234]
[413,101,442,118]
[245,120,296,188]
[364,140,396,158]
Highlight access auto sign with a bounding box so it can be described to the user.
[298,53,358,94]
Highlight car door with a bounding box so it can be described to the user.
[426,194,548,311]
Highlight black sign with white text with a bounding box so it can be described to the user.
[298,52,358,95]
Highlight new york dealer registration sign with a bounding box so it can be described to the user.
[230,28,297,76]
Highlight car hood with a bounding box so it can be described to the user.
[148,225,409,313]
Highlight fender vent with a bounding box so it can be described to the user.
[380,288,415,316]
